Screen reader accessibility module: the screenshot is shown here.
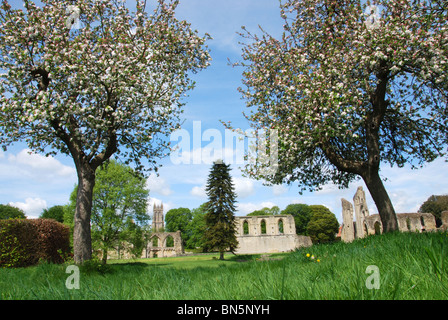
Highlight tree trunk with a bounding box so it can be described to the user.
[219,251,224,260]
[102,247,108,264]
[73,163,96,264]
[362,168,398,233]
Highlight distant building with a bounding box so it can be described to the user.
[234,214,312,254]
[152,203,164,232]
[145,202,184,258]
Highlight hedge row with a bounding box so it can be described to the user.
[0,219,71,268]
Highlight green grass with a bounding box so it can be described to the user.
[1,231,447,299]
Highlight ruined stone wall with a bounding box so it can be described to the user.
[442,211,448,229]
[341,187,441,243]
[234,215,312,254]
[145,230,184,258]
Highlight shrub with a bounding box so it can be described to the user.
[32,219,71,264]
[0,219,71,268]
[0,220,38,268]
[306,205,340,244]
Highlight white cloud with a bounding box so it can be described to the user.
[236,201,277,216]
[146,174,173,196]
[190,185,207,198]
[9,197,47,219]
[0,148,76,211]
[189,176,255,199]
[7,149,76,181]
[233,177,254,198]
[272,184,288,196]
[147,197,174,217]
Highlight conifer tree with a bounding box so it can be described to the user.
[203,160,238,260]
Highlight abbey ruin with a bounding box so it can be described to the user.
[142,203,185,258]
[340,186,448,242]
[234,214,312,254]
[142,204,312,257]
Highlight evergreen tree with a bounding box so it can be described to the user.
[203,161,238,260]
[306,205,340,244]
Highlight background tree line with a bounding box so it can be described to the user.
[165,202,340,246]
[2,160,447,257]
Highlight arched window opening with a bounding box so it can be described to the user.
[165,235,174,247]
[243,220,249,235]
[261,219,266,234]
[420,216,426,232]
[278,219,284,234]
[152,236,159,247]
[374,221,382,235]
[406,217,412,231]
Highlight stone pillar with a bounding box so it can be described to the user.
[353,186,369,239]
[174,230,184,255]
[420,213,437,231]
[341,198,355,243]
[286,215,296,234]
[250,217,258,235]
[441,211,448,229]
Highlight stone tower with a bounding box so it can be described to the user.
[152,203,164,232]
[341,198,355,243]
[353,186,369,238]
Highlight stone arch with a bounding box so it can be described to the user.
[374,221,382,235]
[151,235,160,247]
[233,214,312,254]
[243,220,249,235]
[165,235,174,247]
[420,212,437,230]
[260,219,267,234]
[146,231,184,258]
[406,217,412,231]
[278,219,284,234]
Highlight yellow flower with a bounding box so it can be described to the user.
[317,259,321,263]
[306,253,310,257]
[311,255,315,260]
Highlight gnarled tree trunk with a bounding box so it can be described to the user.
[73,162,96,264]
[361,168,398,233]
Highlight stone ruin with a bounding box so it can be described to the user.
[234,214,312,254]
[340,187,448,242]
[142,203,185,258]
[142,205,312,258]
[144,230,184,258]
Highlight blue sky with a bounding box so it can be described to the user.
[1,0,447,221]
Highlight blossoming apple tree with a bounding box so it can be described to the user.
[0,0,211,263]
[236,0,447,232]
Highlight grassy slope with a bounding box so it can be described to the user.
[0,231,447,299]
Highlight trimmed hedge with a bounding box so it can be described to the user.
[0,219,71,268]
